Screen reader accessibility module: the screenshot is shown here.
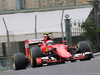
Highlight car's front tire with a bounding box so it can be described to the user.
[30,47,42,67]
[12,53,26,70]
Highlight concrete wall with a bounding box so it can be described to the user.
[76,0,88,5]
[23,0,39,9]
[0,0,16,11]
[0,42,25,56]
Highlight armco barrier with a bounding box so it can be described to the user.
[93,52,100,57]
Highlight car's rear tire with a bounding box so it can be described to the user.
[77,41,91,60]
[30,47,42,67]
[12,53,26,70]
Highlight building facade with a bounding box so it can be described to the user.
[0,0,88,11]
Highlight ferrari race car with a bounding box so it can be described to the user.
[12,33,93,70]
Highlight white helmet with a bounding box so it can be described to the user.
[46,40,54,46]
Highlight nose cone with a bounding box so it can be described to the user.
[58,49,72,58]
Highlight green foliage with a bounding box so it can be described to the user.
[82,17,97,45]
[97,30,100,39]
[94,44,100,52]
[81,17,100,52]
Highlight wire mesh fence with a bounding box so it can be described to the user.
[0,31,23,71]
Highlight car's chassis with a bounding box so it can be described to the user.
[36,48,93,66]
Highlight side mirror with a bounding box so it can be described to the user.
[62,41,67,44]
[38,44,43,47]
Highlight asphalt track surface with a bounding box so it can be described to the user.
[0,57,100,75]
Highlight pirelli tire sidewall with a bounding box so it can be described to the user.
[12,53,26,70]
[30,47,42,67]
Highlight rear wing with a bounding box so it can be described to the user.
[25,38,44,45]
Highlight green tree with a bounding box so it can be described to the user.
[82,17,96,44]
[82,17,98,52]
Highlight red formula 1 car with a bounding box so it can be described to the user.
[12,33,93,70]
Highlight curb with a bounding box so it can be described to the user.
[93,52,100,57]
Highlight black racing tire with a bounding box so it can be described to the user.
[12,53,26,70]
[77,41,90,53]
[71,60,76,62]
[30,47,42,67]
[61,61,65,64]
[77,41,91,60]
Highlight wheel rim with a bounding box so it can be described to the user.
[77,44,79,48]
[12,56,16,70]
[30,50,33,67]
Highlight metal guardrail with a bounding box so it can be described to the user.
[93,52,100,57]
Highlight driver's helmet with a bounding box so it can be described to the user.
[46,40,54,46]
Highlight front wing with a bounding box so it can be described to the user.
[36,52,93,65]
